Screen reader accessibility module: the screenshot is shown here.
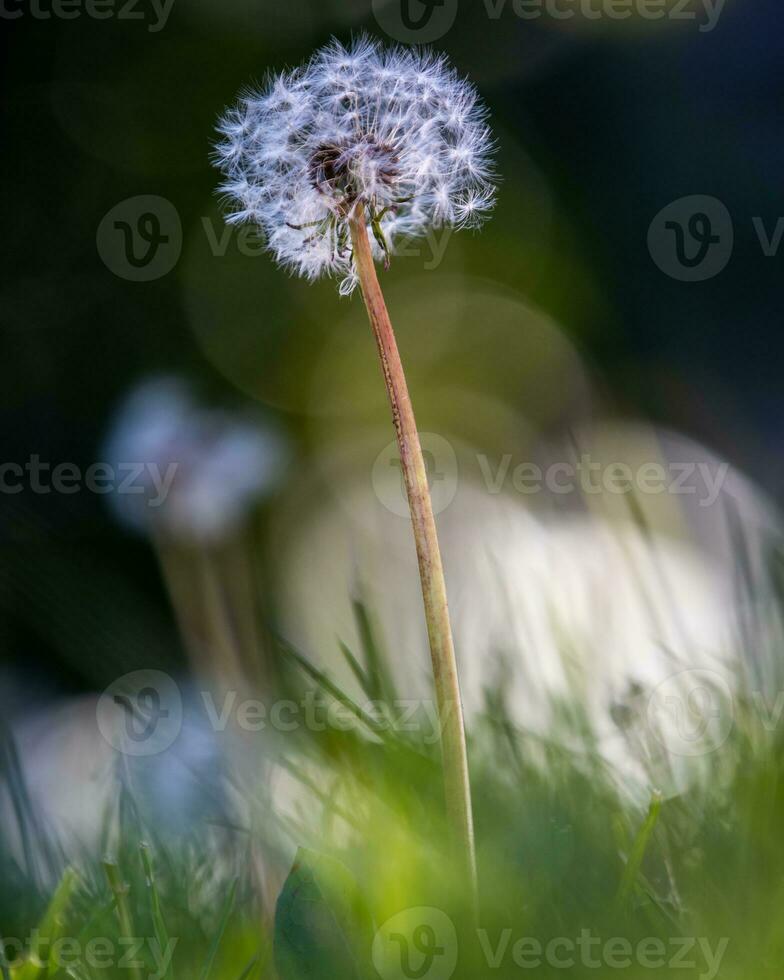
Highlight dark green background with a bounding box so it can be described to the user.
[1,0,781,693]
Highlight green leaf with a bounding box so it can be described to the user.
[274,849,373,980]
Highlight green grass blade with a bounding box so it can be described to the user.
[276,637,385,736]
[15,868,79,980]
[614,791,663,912]
[1,937,11,980]
[198,876,239,980]
[139,842,175,980]
[102,859,143,980]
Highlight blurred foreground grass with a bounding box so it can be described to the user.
[2,588,784,980]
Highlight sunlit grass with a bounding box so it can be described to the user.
[3,573,784,978]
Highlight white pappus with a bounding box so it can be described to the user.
[213,35,497,294]
[103,376,287,542]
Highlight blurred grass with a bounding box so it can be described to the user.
[3,578,784,978]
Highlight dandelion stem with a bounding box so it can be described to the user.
[349,203,477,911]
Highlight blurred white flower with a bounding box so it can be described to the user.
[103,376,286,541]
[3,686,232,872]
[213,35,496,293]
[275,425,781,802]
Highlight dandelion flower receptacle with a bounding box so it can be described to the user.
[214,35,497,904]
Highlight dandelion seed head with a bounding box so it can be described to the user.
[213,36,496,294]
[104,377,287,542]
